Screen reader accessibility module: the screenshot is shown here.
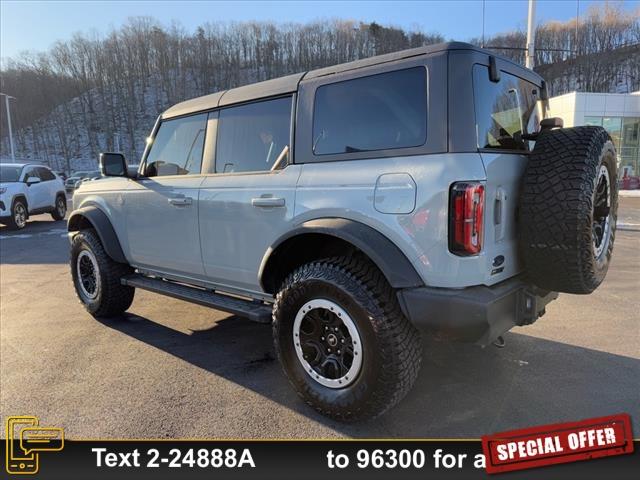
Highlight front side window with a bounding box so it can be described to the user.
[145,113,207,177]
[23,167,40,181]
[215,96,292,174]
[312,67,427,155]
[473,65,542,151]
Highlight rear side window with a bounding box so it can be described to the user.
[36,167,56,181]
[312,67,427,155]
[215,96,292,173]
[473,65,542,151]
[145,113,207,177]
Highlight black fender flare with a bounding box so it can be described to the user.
[259,218,424,292]
[11,194,28,212]
[67,206,127,264]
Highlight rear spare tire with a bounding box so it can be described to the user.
[519,126,617,294]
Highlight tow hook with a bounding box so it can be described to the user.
[493,336,506,348]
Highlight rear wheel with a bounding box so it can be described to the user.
[70,229,135,317]
[51,194,67,221]
[273,255,422,421]
[6,198,27,230]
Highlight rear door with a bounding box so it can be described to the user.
[35,167,59,207]
[198,96,298,294]
[472,64,543,282]
[124,113,208,277]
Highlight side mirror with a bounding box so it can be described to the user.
[540,117,563,130]
[99,152,128,177]
[26,176,41,186]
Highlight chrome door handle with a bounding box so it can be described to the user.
[168,197,192,206]
[251,197,285,208]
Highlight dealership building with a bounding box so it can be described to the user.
[547,91,640,183]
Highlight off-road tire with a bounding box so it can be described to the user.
[519,126,618,294]
[70,229,135,317]
[6,197,28,230]
[273,255,422,421]
[51,194,67,221]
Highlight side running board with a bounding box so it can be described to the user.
[121,274,272,324]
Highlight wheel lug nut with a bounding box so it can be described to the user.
[337,350,341,354]
[321,336,325,340]
[341,338,345,343]
[327,348,331,352]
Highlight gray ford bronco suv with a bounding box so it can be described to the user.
[68,42,618,421]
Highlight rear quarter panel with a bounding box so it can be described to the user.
[295,153,511,288]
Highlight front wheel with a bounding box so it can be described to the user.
[70,229,135,317]
[273,255,422,421]
[6,198,28,230]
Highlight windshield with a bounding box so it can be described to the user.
[0,165,23,183]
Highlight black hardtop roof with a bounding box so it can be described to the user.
[162,42,537,119]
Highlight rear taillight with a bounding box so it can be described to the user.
[449,182,484,256]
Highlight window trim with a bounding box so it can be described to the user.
[295,53,448,164]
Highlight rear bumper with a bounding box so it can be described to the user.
[397,277,558,346]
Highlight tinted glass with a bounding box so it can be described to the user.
[313,67,427,155]
[145,113,207,177]
[0,166,22,182]
[36,167,56,181]
[473,65,541,151]
[215,97,292,173]
[24,167,40,180]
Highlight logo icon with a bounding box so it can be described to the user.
[6,416,64,475]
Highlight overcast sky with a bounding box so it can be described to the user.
[1,0,638,63]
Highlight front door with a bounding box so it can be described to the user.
[22,166,49,210]
[198,95,297,294]
[124,113,208,278]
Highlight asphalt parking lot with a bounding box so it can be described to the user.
[1,197,638,439]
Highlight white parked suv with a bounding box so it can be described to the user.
[0,163,67,229]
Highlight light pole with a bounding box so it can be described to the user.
[0,92,16,163]
[526,0,537,69]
